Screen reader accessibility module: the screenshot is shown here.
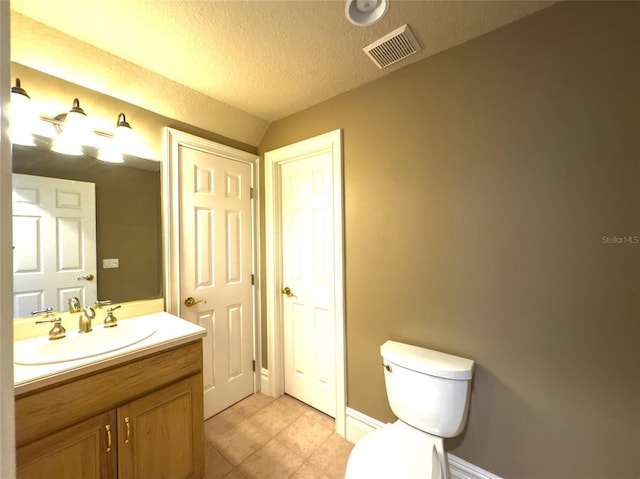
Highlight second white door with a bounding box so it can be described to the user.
[279,147,339,418]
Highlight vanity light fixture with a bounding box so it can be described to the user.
[97,113,133,163]
[9,80,151,162]
[51,98,92,156]
[345,0,389,26]
[10,78,36,146]
[114,113,134,148]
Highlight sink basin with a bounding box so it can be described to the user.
[14,323,157,366]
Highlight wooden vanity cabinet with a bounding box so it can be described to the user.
[15,341,204,479]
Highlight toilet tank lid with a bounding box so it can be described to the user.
[381,340,474,380]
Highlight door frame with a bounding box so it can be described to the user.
[0,2,16,475]
[264,129,346,436]
[164,128,262,392]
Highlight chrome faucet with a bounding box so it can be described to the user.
[79,307,96,333]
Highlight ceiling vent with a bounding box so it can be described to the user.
[363,24,421,69]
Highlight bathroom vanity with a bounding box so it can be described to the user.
[14,312,206,479]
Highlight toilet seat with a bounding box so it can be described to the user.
[345,421,444,479]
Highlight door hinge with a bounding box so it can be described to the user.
[252,360,256,372]
[251,274,255,285]
[250,187,254,199]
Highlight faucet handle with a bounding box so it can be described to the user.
[36,316,66,340]
[104,305,122,328]
[31,307,54,317]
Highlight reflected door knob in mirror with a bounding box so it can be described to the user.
[184,297,205,307]
[282,287,297,298]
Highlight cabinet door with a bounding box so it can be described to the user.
[17,411,117,479]
[118,375,204,479]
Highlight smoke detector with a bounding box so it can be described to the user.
[363,24,421,69]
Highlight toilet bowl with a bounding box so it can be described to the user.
[345,420,444,479]
[344,340,474,479]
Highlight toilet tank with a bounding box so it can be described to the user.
[381,340,474,438]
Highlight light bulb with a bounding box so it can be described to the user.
[98,113,132,163]
[10,78,36,146]
[52,98,91,156]
[113,113,134,151]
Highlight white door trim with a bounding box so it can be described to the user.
[163,128,262,392]
[0,2,16,475]
[264,129,346,436]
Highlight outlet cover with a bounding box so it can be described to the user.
[103,258,119,269]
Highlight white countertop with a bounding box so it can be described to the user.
[14,311,206,396]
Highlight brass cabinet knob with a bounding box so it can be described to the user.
[184,297,205,307]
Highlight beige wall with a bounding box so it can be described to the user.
[259,2,640,478]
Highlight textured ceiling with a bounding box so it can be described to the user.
[11,0,554,123]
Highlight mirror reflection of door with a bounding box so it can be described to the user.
[12,173,97,317]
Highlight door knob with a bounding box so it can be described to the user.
[77,274,95,281]
[184,297,206,307]
[282,287,297,298]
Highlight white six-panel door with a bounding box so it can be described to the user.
[12,173,97,317]
[264,129,344,429]
[175,140,255,419]
[281,153,337,417]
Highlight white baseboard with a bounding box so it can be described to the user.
[345,407,386,443]
[448,455,502,479]
[345,408,502,479]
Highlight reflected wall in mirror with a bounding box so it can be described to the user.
[12,145,163,318]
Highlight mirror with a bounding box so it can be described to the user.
[12,144,163,318]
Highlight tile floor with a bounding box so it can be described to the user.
[204,393,354,479]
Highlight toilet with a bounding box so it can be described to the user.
[345,340,474,479]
